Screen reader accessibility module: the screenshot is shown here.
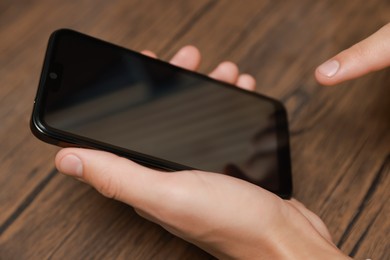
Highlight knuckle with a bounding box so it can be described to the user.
[95,166,120,199]
[156,171,196,213]
[161,181,189,205]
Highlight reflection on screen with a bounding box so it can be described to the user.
[44,33,288,191]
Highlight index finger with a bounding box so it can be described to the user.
[315,23,390,86]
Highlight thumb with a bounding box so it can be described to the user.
[315,23,390,86]
[55,148,167,208]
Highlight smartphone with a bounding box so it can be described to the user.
[31,29,292,198]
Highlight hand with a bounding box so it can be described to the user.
[55,46,349,259]
[316,23,390,85]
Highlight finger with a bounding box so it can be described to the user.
[209,61,239,84]
[170,45,201,70]
[55,148,207,231]
[55,148,167,208]
[236,74,256,91]
[55,148,220,226]
[140,50,157,58]
[315,23,390,86]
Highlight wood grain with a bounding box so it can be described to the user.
[0,0,389,259]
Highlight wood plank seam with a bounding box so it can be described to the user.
[336,155,389,248]
[0,168,57,236]
[349,205,383,257]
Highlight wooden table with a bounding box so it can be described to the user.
[0,1,389,259]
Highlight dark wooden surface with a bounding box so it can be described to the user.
[0,0,389,259]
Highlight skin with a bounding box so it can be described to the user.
[55,23,389,259]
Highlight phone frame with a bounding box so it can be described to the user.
[31,29,293,198]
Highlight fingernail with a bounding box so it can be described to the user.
[59,154,83,177]
[317,60,340,77]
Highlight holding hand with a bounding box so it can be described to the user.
[55,46,349,259]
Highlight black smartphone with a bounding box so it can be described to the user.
[31,29,292,198]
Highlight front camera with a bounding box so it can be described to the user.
[49,72,58,79]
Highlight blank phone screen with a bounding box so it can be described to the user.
[38,30,291,195]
